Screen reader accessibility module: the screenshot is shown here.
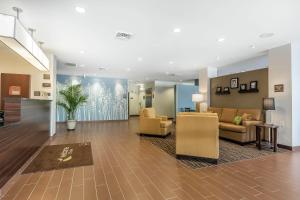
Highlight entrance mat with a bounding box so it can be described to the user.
[141,134,287,169]
[23,142,93,174]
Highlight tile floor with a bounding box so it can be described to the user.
[1,118,300,200]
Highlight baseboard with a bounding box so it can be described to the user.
[277,144,300,151]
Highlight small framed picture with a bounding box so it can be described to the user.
[230,77,239,89]
[274,84,284,92]
[223,87,230,92]
[250,81,258,90]
[240,84,247,91]
[216,87,222,93]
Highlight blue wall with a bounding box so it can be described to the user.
[175,84,199,113]
[56,74,128,122]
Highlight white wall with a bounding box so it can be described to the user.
[48,53,57,136]
[218,55,268,76]
[268,44,293,146]
[128,83,140,115]
[199,67,218,111]
[291,42,300,147]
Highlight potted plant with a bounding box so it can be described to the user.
[57,84,88,130]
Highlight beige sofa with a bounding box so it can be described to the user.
[176,113,219,161]
[139,108,172,136]
[208,107,263,144]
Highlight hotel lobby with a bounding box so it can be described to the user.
[1,0,300,200]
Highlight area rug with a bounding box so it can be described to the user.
[23,142,93,174]
[141,134,287,169]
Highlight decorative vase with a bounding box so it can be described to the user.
[67,120,76,130]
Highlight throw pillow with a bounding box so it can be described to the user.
[241,113,253,121]
[233,116,242,125]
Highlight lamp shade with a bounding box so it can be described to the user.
[263,98,275,110]
[192,93,204,102]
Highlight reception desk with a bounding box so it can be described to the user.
[0,98,50,188]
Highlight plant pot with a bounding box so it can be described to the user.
[67,120,76,130]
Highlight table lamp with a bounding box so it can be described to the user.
[263,97,275,124]
[192,93,204,112]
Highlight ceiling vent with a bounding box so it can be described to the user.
[167,73,176,77]
[115,32,132,40]
[64,62,77,67]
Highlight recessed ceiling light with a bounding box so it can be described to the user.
[126,67,131,71]
[80,50,85,54]
[250,45,256,49]
[216,56,220,61]
[169,61,174,65]
[217,37,225,42]
[259,33,274,38]
[137,57,143,61]
[75,6,85,13]
[165,72,170,75]
[173,28,181,33]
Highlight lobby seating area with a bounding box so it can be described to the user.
[139,108,172,136]
[176,112,219,161]
[208,107,263,144]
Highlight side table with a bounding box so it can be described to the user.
[255,124,279,152]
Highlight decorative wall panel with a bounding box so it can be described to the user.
[56,75,128,122]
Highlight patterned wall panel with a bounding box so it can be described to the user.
[56,75,128,122]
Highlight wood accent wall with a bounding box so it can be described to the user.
[0,98,50,188]
[210,68,268,109]
[0,73,30,110]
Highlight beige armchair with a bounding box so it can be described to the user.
[139,108,172,136]
[176,113,219,161]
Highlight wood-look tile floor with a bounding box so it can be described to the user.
[1,117,300,200]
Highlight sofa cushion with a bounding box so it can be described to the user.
[219,122,246,133]
[237,109,261,121]
[143,108,156,118]
[220,108,237,123]
[207,107,222,118]
[160,120,172,128]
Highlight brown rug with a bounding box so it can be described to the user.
[23,142,93,174]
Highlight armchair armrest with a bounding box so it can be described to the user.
[157,115,168,121]
[242,120,263,127]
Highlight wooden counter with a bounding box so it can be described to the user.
[0,98,50,188]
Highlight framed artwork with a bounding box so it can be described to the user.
[230,77,239,89]
[223,87,230,93]
[250,81,258,90]
[43,74,50,80]
[9,86,21,96]
[240,84,247,91]
[274,84,284,92]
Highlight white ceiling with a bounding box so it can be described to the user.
[0,0,300,81]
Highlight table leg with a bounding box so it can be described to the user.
[256,126,261,150]
[270,128,273,149]
[274,128,278,152]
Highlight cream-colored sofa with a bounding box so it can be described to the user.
[176,113,219,161]
[208,107,263,144]
[139,108,172,136]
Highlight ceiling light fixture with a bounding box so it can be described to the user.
[259,33,274,39]
[173,28,181,33]
[217,37,225,42]
[80,50,85,54]
[75,6,86,13]
[216,56,220,61]
[137,57,143,61]
[250,45,256,49]
[0,12,49,71]
[169,61,174,65]
[126,67,131,71]
[79,64,85,67]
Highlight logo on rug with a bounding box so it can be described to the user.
[58,146,73,162]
